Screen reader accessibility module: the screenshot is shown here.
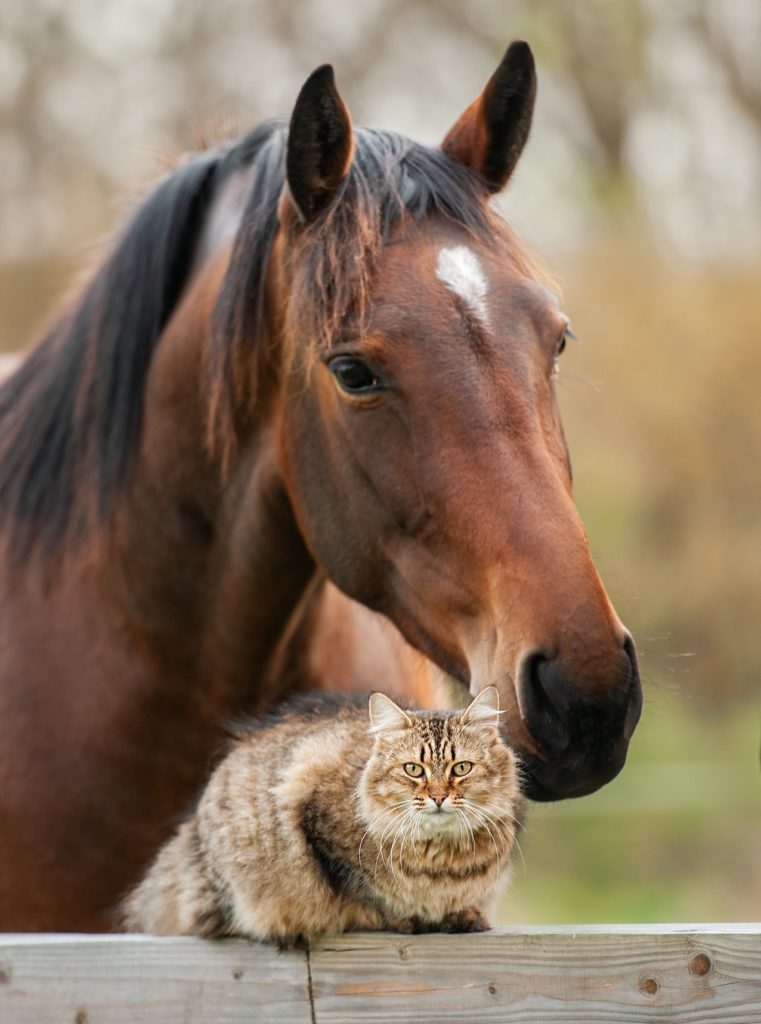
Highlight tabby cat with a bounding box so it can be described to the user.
[122,686,523,945]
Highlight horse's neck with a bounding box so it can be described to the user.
[269,577,447,709]
[101,260,315,712]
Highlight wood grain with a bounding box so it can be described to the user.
[0,934,311,1024]
[309,925,761,1023]
[0,927,759,1024]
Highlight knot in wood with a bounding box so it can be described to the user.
[690,952,712,976]
[639,976,658,996]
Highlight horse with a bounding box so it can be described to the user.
[0,43,641,931]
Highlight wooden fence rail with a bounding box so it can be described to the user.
[1,925,759,1023]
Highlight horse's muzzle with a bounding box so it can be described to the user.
[514,636,643,801]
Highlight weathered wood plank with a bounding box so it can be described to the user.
[309,925,761,1024]
[0,934,311,1024]
[0,927,759,1024]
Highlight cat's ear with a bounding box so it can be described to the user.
[368,693,413,734]
[459,685,501,729]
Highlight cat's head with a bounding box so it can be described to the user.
[358,686,521,844]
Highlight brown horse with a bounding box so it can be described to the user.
[0,43,640,931]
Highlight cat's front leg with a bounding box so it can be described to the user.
[436,907,491,933]
[266,931,310,952]
[382,914,440,935]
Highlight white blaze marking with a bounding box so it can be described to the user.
[435,245,490,328]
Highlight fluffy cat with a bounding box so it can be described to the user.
[122,686,523,945]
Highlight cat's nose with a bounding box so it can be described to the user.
[430,795,447,808]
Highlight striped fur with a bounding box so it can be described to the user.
[122,691,523,946]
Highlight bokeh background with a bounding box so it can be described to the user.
[1,0,759,922]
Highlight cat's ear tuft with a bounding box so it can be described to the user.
[459,685,501,729]
[368,693,413,734]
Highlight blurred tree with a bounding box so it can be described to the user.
[695,0,761,127]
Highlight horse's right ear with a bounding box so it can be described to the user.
[285,64,354,222]
[441,41,536,193]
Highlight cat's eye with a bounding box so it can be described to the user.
[451,761,473,777]
[404,763,424,778]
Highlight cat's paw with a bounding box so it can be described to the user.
[269,931,309,951]
[386,915,434,935]
[437,908,491,933]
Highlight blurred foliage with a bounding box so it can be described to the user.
[502,691,760,923]
[559,232,761,705]
[2,0,761,261]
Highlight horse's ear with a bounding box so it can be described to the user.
[286,64,353,222]
[441,41,536,194]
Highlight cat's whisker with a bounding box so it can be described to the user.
[477,803,527,874]
[393,808,417,871]
[481,801,525,831]
[453,805,474,852]
[467,807,502,858]
[502,825,526,876]
[359,808,399,870]
[373,806,410,880]
[472,804,527,877]
[386,808,415,886]
[473,805,511,850]
[479,802,528,868]
[462,804,507,872]
[399,808,419,861]
[376,809,406,850]
[376,806,415,882]
[477,811,513,845]
[358,800,410,870]
[455,808,477,872]
[412,809,424,848]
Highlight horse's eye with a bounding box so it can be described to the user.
[552,327,572,378]
[556,323,576,360]
[328,356,383,394]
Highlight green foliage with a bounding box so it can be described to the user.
[502,690,760,923]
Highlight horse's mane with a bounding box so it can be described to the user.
[0,117,536,561]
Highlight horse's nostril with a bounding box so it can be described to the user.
[518,650,571,757]
[518,636,642,760]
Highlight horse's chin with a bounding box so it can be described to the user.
[520,746,629,802]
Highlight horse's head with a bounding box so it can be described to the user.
[269,45,641,800]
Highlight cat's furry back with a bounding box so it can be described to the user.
[122,688,523,945]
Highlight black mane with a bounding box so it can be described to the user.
[0,118,500,560]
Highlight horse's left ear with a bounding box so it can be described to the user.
[286,63,354,222]
[441,41,536,193]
